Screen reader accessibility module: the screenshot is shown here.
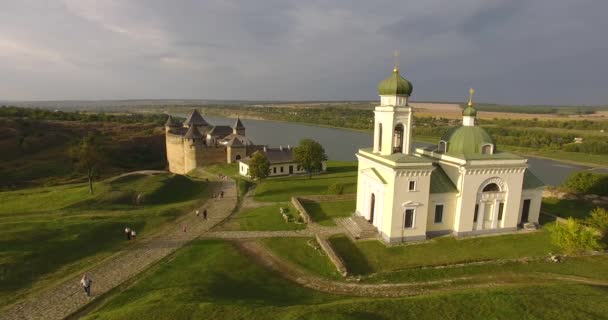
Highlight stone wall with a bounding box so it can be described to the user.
[297,194,357,202]
[315,235,348,277]
[291,197,312,223]
[166,133,186,174]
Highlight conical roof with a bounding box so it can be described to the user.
[164,115,180,127]
[183,109,209,126]
[183,125,203,139]
[233,117,245,129]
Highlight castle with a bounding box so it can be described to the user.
[165,110,261,174]
[355,66,544,243]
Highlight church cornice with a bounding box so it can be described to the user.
[461,167,526,175]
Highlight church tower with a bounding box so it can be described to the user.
[373,51,414,155]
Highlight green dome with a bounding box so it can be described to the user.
[377,69,413,96]
[441,126,494,155]
[462,105,477,116]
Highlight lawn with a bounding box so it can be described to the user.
[542,197,602,219]
[302,200,355,226]
[253,161,357,202]
[329,230,556,275]
[219,203,306,231]
[0,173,208,307]
[83,240,608,320]
[260,237,342,279]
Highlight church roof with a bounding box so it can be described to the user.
[183,109,209,127]
[377,69,413,96]
[430,166,458,193]
[523,169,544,189]
[441,126,495,155]
[462,105,477,116]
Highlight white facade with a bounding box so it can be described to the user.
[355,74,544,243]
[239,159,327,178]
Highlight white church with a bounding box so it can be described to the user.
[355,66,544,243]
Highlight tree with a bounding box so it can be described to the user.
[248,151,270,180]
[586,207,608,237]
[546,218,604,255]
[70,134,102,194]
[294,139,328,178]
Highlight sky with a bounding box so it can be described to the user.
[0,0,607,105]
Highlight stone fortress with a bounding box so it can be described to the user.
[165,109,263,174]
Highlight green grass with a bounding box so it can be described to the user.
[221,203,306,231]
[254,161,357,202]
[542,197,601,219]
[329,231,556,275]
[0,173,208,307]
[260,237,342,279]
[84,240,608,320]
[302,200,355,226]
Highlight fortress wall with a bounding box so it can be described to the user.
[166,134,185,174]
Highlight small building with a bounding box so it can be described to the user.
[238,146,327,178]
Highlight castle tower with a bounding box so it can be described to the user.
[183,125,204,173]
[373,51,414,155]
[183,109,209,128]
[233,117,245,135]
[164,115,180,133]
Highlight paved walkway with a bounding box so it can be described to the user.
[0,180,237,320]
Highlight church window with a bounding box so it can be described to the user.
[273,167,277,174]
[473,204,479,222]
[280,166,284,173]
[438,141,447,153]
[498,202,504,220]
[482,183,500,192]
[434,205,444,223]
[481,144,493,154]
[404,209,415,228]
[393,124,404,153]
[378,123,383,152]
[408,180,416,191]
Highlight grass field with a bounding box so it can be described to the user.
[260,237,342,279]
[302,200,355,226]
[218,203,306,231]
[329,231,556,275]
[0,173,208,307]
[541,197,601,219]
[83,240,608,320]
[254,161,357,202]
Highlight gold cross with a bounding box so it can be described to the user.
[393,49,399,72]
[468,88,475,106]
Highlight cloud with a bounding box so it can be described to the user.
[0,0,606,104]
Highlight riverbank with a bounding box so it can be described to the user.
[201,111,608,169]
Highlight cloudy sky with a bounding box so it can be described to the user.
[0,0,606,105]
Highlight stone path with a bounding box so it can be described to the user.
[204,224,343,239]
[0,180,237,320]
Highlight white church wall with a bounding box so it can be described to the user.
[520,189,543,224]
[427,193,457,234]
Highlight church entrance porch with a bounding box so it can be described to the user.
[473,180,507,232]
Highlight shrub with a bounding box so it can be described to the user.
[327,183,345,195]
[586,207,608,236]
[546,218,604,254]
[562,172,608,195]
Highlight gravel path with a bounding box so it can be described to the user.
[0,180,237,320]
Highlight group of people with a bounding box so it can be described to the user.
[196,209,208,220]
[124,227,137,240]
[213,190,225,199]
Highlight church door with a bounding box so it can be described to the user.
[369,193,375,223]
[289,165,293,174]
[521,199,531,224]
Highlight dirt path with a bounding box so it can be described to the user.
[234,240,608,298]
[0,180,237,320]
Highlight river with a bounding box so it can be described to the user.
[200,116,608,186]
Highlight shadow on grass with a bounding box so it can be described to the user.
[329,235,373,275]
[542,198,602,220]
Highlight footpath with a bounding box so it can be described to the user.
[0,180,236,320]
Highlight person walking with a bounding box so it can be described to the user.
[220,191,224,198]
[124,227,131,240]
[131,229,136,240]
[196,210,200,217]
[80,274,92,297]
[203,209,208,220]
[182,225,187,233]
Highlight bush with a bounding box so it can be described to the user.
[562,172,608,195]
[546,218,604,254]
[327,183,345,195]
[586,207,608,236]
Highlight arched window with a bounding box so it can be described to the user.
[438,140,447,153]
[482,183,500,192]
[393,124,404,153]
[481,144,493,154]
[378,123,383,152]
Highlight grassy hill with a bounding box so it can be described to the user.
[0,173,208,308]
